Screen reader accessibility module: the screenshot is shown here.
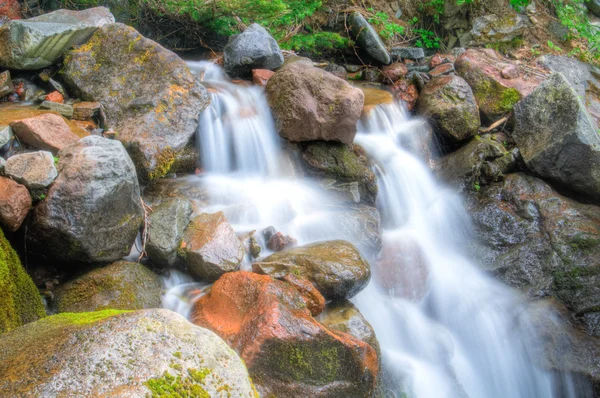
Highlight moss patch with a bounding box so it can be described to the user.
[0,228,46,334]
[149,147,176,181]
[46,309,131,327]
[144,368,212,398]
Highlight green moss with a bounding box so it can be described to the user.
[472,77,522,116]
[273,341,341,383]
[144,368,213,398]
[0,228,46,334]
[553,266,599,291]
[569,233,600,251]
[46,309,131,326]
[499,88,521,111]
[149,147,176,181]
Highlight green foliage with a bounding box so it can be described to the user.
[414,28,440,49]
[551,0,600,64]
[509,0,531,8]
[281,32,351,54]
[547,40,563,52]
[368,11,405,41]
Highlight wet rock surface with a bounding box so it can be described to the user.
[224,23,284,78]
[146,197,193,267]
[4,151,58,189]
[349,12,391,65]
[0,177,31,232]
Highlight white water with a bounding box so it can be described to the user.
[161,61,592,398]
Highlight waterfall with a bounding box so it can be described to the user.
[162,61,593,398]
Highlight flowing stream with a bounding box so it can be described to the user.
[161,61,593,398]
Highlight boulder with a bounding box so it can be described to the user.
[30,136,143,264]
[62,23,210,181]
[299,141,377,205]
[0,70,13,97]
[382,62,408,82]
[0,228,45,334]
[5,151,58,189]
[146,197,193,267]
[39,101,73,118]
[435,135,516,191]
[191,271,378,398]
[266,64,364,144]
[466,173,600,335]
[180,212,244,281]
[255,240,371,300]
[0,177,31,232]
[417,74,480,143]
[53,261,162,313]
[390,47,424,61]
[455,48,542,121]
[513,72,600,201]
[10,113,79,154]
[223,23,283,78]
[0,309,257,396]
[0,7,114,70]
[470,14,531,44]
[348,12,391,65]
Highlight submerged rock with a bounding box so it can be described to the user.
[147,197,193,267]
[62,23,209,181]
[10,113,79,154]
[0,228,45,334]
[349,12,391,65]
[192,271,378,398]
[266,64,364,145]
[4,151,58,189]
[513,73,600,201]
[180,212,244,281]
[224,23,284,78]
[0,309,257,396]
[0,7,114,70]
[256,240,371,300]
[0,177,31,232]
[30,136,143,264]
[53,261,162,313]
[417,74,480,144]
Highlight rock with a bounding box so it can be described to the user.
[318,299,380,355]
[348,12,391,65]
[0,309,257,396]
[10,113,79,154]
[72,101,101,120]
[392,78,419,111]
[4,151,58,189]
[53,261,161,313]
[256,240,371,300]
[0,70,13,97]
[180,212,244,281]
[266,64,364,144]
[363,67,383,83]
[0,157,4,175]
[417,74,480,143]
[466,173,600,335]
[435,136,516,191]
[0,177,31,232]
[501,64,519,79]
[331,204,382,255]
[471,14,531,44]
[44,91,64,104]
[428,62,455,77]
[299,141,378,205]
[30,136,143,264]
[324,63,347,80]
[390,47,425,61]
[0,125,11,147]
[455,48,541,121]
[39,101,73,118]
[0,0,21,20]
[0,7,115,70]
[62,23,210,181]
[146,197,193,267]
[192,271,378,398]
[513,73,600,200]
[266,231,297,252]
[223,23,284,78]
[0,227,45,334]
[586,0,600,18]
[537,55,600,128]
[252,68,275,86]
[382,62,408,82]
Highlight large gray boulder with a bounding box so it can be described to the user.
[30,136,143,264]
[470,14,530,44]
[0,7,114,70]
[349,12,391,65]
[513,73,600,201]
[62,23,209,182]
[0,309,257,396]
[146,197,193,267]
[223,23,284,78]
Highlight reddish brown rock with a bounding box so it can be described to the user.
[44,91,64,104]
[252,69,275,87]
[429,62,455,77]
[192,271,378,398]
[382,62,408,83]
[0,0,21,20]
[0,177,31,232]
[430,54,443,69]
[392,79,419,111]
[10,114,79,154]
[72,102,101,120]
[266,231,297,252]
[501,64,520,79]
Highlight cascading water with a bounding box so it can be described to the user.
[162,61,593,398]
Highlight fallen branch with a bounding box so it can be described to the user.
[137,198,153,262]
[480,116,508,133]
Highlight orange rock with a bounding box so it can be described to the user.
[72,102,101,120]
[10,113,79,154]
[192,271,378,397]
[252,69,275,86]
[0,177,31,232]
[430,54,443,68]
[44,91,64,104]
[0,0,21,20]
[72,120,97,131]
[392,79,419,111]
[382,62,408,83]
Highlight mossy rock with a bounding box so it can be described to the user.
[0,228,46,334]
[0,309,257,396]
[52,261,162,313]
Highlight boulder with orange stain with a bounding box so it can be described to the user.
[192,271,378,398]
